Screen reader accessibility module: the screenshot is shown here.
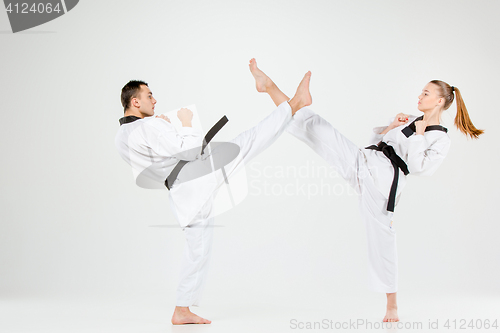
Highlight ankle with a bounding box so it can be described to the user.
[175,306,190,313]
[266,81,278,93]
[288,98,299,115]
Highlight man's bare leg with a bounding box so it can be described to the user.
[170,60,311,326]
[383,292,399,322]
[172,306,211,325]
[249,58,312,115]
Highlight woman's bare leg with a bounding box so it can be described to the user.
[249,58,311,115]
[251,58,400,323]
[383,292,399,322]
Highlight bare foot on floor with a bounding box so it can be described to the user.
[249,58,274,93]
[289,71,312,115]
[171,306,211,325]
[383,307,399,322]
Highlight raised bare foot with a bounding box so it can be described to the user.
[289,71,312,115]
[249,58,274,93]
[171,306,211,325]
[383,307,399,322]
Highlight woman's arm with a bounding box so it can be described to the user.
[381,113,410,135]
[406,134,451,176]
[367,113,410,146]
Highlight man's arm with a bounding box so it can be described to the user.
[148,108,203,161]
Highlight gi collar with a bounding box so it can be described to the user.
[119,115,142,126]
[401,115,448,138]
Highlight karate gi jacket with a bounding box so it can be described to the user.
[115,116,216,227]
[363,115,451,203]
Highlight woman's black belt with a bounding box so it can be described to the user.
[165,115,229,190]
[365,141,409,212]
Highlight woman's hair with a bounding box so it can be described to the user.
[430,80,484,139]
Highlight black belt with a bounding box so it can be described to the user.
[164,115,229,190]
[365,141,409,212]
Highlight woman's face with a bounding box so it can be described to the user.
[418,83,442,112]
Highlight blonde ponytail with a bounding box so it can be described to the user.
[430,80,484,139]
[452,87,484,139]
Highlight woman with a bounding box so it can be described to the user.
[248,58,483,322]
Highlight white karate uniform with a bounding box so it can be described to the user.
[286,108,451,293]
[115,101,292,306]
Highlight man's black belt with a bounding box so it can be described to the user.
[164,115,229,190]
[365,141,409,212]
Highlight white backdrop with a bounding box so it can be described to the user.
[1,0,499,331]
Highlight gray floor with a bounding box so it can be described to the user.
[1,293,499,333]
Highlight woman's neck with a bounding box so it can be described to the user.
[422,109,442,125]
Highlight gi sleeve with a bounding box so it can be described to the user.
[406,133,451,176]
[367,116,395,146]
[145,119,203,161]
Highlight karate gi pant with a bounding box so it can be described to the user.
[286,108,398,293]
[172,101,293,306]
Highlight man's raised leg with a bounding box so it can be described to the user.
[249,58,312,115]
[171,60,312,324]
[249,59,360,190]
[212,60,312,184]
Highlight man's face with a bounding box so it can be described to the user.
[135,85,157,117]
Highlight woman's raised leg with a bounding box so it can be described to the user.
[249,58,311,115]
[216,62,312,183]
[250,59,400,322]
[249,59,360,189]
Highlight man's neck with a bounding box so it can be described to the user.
[124,109,144,119]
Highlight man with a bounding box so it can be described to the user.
[115,59,311,324]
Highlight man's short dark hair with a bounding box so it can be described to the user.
[121,80,148,111]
